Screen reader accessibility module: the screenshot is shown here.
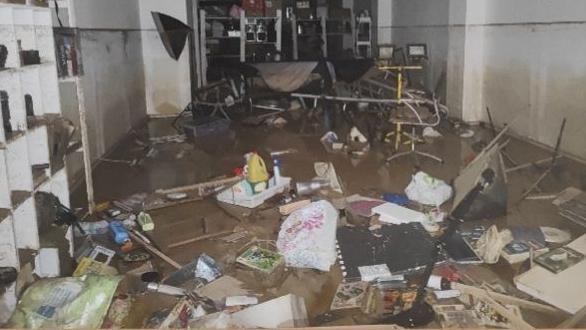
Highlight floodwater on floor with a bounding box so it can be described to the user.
[71,113,586,328]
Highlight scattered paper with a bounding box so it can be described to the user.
[358,264,392,282]
[434,290,461,299]
[372,203,427,224]
[330,282,368,311]
[225,296,258,307]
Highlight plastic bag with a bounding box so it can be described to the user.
[8,275,121,329]
[276,201,338,271]
[476,225,512,264]
[195,253,222,283]
[405,171,453,206]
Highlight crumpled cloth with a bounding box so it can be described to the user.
[251,62,319,92]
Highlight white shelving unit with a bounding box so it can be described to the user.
[0,3,71,322]
[199,10,282,86]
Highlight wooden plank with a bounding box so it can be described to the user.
[167,230,235,249]
[156,176,242,195]
[478,290,534,330]
[129,231,182,269]
[452,282,559,314]
[279,199,311,215]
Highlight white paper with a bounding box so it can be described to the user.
[358,264,392,282]
[434,290,462,299]
[372,203,427,224]
[232,294,308,328]
[225,296,258,307]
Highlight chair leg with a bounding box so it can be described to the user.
[387,150,414,162]
[415,150,444,164]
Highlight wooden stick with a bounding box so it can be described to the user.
[129,231,182,269]
[156,176,242,195]
[279,199,311,215]
[145,196,203,211]
[167,230,235,249]
[452,282,559,314]
[479,289,534,330]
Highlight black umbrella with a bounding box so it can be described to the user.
[151,12,192,60]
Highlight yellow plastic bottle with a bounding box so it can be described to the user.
[246,153,269,193]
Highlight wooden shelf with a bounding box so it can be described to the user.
[206,35,241,39]
[0,4,68,318]
[206,16,239,20]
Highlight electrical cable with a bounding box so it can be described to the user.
[54,0,64,28]
[171,102,193,133]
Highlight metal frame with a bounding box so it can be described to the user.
[291,92,443,164]
[518,118,567,200]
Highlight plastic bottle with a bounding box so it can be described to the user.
[75,217,136,237]
[246,153,269,183]
[246,152,269,193]
[137,212,154,231]
[109,221,130,245]
[272,157,281,185]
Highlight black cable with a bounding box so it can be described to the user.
[54,0,64,28]
[171,103,192,133]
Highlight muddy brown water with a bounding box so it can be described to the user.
[70,115,586,328]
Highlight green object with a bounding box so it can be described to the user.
[236,246,284,273]
[137,212,154,231]
[8,275,121,329]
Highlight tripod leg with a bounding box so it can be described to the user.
[395,123,402,151]
[415,151,444,164]
[387,150,413,162]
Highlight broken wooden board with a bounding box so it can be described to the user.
[232,294,308,328]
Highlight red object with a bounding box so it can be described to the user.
[242,0,265,15]
[436,264,461,282]
[233,167,244,176]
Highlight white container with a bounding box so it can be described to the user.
[217,177,291,208]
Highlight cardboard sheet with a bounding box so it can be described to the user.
[515,233,586,314]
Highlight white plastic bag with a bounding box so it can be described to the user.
[405,171,453,206]
[8,275,121,328]
[276,201,338,271]
[476,225,512,264]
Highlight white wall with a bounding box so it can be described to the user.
[69,0,141,30]
[139,0,191,116]
[69,0,146,161]
[377,0,450,100]
[480,0,586,160]
[382,0,586,160]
